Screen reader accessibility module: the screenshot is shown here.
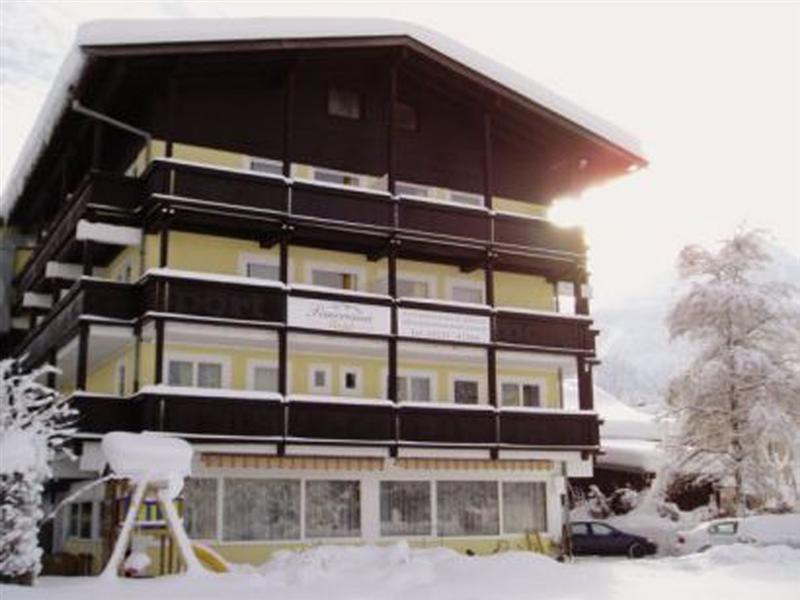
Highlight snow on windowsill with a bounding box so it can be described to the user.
[398,195,489,213]
[288,283,391,301]
[288,394,394,407]
[398,401,495,412]
[293,176,392,198]
[140,384,284,401]
[493,305,593,321]
[151,157,290,184]
[498,405,597,416]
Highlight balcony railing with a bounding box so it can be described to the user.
[69,390,600,450]
[15,272,596,365]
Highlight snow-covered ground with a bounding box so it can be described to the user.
[3,542,799,600]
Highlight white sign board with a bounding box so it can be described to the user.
[288,297,391,335]
[398,308,490,343]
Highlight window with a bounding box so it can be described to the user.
[251,365,278,392]
[709,522,738,535]
[313,168,363,187]
[453,379,479,405]
[328,88,362,120]
[591,523,616,536]
[168,361,194,387]
[248,157,282,176]
[449,282,484,304]
[223,478,300,541]
[167,357,227,389]
[436,481,499,536]
[397,375,432,402]
[305,480,361,538]
[500,382,542,408]
[395,182,429,198]
[310,365,332,394]
[69,502,93,539]
[183,478,218,540]
[446,190,483,207]
[380,481,431,536]
[116,362,126,396]
[502,482,547,534]
[311,268,359,291]
[197,363,222,388]
[340,367,362,397]
[246,262,280,281]
[397,279,430,299]
[571,523,590,536]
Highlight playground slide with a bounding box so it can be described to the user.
[192,542,231,573]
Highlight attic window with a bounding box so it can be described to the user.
[328,88,362,120]
[393,102,418,131]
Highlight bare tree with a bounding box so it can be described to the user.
[664,229,800,514]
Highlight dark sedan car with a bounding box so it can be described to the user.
[570,521,658,558]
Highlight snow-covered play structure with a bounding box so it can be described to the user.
[99,432,208,578]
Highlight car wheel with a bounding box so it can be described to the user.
[627,543,646,559]
[698,545,711,554]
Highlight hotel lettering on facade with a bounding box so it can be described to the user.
[0,19,645,566]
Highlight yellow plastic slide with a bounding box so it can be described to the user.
[192,542,230,573]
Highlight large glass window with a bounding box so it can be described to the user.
[397,375,432,402]
[68,502,93,539]
[436,481,499,536]
[453,379,479,405]
[380,481,431,536]
[183,478,218,540]
[502,482,547,534]
[223,479,300,541]
[501,382,542,407]
[252,366,279,392]
[311,269,359,290]
[305,480,361,538]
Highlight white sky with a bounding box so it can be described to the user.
[1,1,798,306]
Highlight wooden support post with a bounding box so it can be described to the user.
[483,110,493,210]
[82,240,93,276]
[282,63,295,179]
[159,221,170,269]
[577,356,594,411]
[574,268,590,316]
[76,322,89,391]
[154,318,165,384]
[386,56,398,195]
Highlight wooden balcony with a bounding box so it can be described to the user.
[15,172,143,294]
[69,391,600,450]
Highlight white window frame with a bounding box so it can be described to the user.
[395,181,432,199]
[309,364,333,394]
[244,156,283,176]
[445,278,485,305]
[311,166,365,188]
[305,260,366,291]
[382,368,437,403]
[449,373,484,405]
[245,359,281,392]
[497,377,547,408]
[237,252,283,281]
[339,365,363,397]
[443,189,484,207]
[164,352,232,389]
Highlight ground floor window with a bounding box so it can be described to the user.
[222,479,300,541]
[183,478,218,540]
[305,480,361,538]
[67,502,94,539]
[502,481,547,533]
[380,481,432,536]
[436,481,499,536]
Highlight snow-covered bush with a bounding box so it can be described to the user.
[609,487,640,515]
[0,359,74,585]
[664,228,800,514]
[586,485,612,519]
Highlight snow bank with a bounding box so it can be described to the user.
[0,430,46,475]
[101,432,192,497]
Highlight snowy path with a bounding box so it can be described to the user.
[4,543,799,600]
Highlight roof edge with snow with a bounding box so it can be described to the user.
[1,17,646,221]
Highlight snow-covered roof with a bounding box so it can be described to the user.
[0,17,645,220]
[597,438,661,473]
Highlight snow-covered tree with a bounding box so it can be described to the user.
[664,229,800,514]
[0,358,74,585]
